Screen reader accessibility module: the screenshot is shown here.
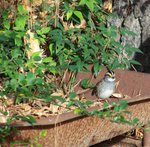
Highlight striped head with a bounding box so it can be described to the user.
[104,71,115,82]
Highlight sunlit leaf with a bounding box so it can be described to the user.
[39,130,47,137]
[86,0,94,11]
[17,4,28,15]
[73,11,84,21]
[14,16,28,31]
[3,20,10,30]
[74,108,82,115]
[67,10,73,20]
[41,27,50,34]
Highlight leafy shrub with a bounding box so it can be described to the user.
[0,1,147,143]
[0,1,142,120]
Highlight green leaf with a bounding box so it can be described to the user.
[42,57,52,63]
[80,0,96,11]
[15,37,22,46]
[48,67,57,75]
[109,58,121,70]
[3,111,8,116]
[17,4,28,15]
[80,78,90,89]
[111,102,117,106]
[69,92,77,99]
[18,73,25,81]
[125,45,143,54]
[119,100,128,110]
[6,117,12,124]
[73,11,84,21]
[107,27,117,38]
[41,27,50,34]
[34,78,43,85]
[129,60,141,66]
[27,72,36,82]
[11,48,22,58]
[132,118,140,125]
[50,29,62,41]
[93,62,101,75]
[111,40,123,49]
[3,20,10,30]
[103,102,109,109]
[49,43,54,56]
[85,100,93,105]
[10,79,18,86]
[67,10,73,20]
[33,56,41,62]
[14,115,36,124]
[74,100,85,109]
[114,100,128,112]
[104,110,111,117]
[67,101,74,107]
[114,105,120,112]
[32,51,41,58]
[36,30,42,35]
[39,130,47,137]
[86,0,94,11]
[79,0,86,5]
[90,110,99,115]
[20,115,36,124]
[74,108,82,115]
[37,144,42,147]
[44,97,53,102]
[42,57,56,66]
[98,111,104,118]
[14,15,28,31]
[113,116,120,122]
[120,28,136,36]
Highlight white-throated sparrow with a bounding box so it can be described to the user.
[96,71,116,99]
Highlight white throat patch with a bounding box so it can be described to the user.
[108,77,115,82]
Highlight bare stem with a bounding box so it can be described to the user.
[55,0,60,28]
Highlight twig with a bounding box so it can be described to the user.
[131,64,137,72]
[76,88,91,95]
[55,0,60,28]
[73,79,81,89]
[60,69,68,86]
[67,72,75,92]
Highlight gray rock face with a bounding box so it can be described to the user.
[122,12,141,49]
[137,3,150,73]
[108,0,150,72]
[122,12,141,60]
[141,3,150,43]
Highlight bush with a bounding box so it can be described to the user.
[0,1,142,122]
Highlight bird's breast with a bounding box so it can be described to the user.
[97,89,114,99]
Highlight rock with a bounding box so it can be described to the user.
[108,0,150,72]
